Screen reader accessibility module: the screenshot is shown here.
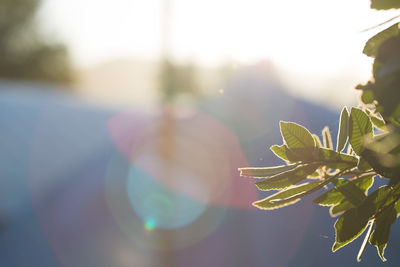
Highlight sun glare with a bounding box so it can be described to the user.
[41,0,398,71]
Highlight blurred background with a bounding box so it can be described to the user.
[1,0,400,266]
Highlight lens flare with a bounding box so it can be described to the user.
[127,166,208,230]
[144,218,156,231]
[104,153,227,251]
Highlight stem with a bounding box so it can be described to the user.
[345,170,376,178]
[361,14,400,32]
[357,220,375,262]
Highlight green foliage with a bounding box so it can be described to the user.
[349,108,373,155]
[240,3,400,259]
[253,181,322,210]
[358,21,400,125]
[279,121,315,152]
[370,0,400,10]
[362,23,399,57]
[240,106,400,260]
[253,164,319,190]
[238,164,299,178]
[322,126,333,149]
[337,107,349,152]
[370,205,396,261]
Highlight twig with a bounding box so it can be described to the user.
[361,14,400,32]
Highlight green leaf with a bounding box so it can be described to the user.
[363,23,399,57]
[271,171,346,205]
[270,144,304,162]
[332,208,370,252]
[371,0,400,10]
[238,163,299,178]
[332,179,366,207]
[330,201,354,217]
[255,164,319,190]
[361,90,375,104]
[395,199,400,216]
[313,176,374,208]
[369,205,397,262]
[360,132,400,178]
[322,126,333,149]
[358,157,373,172]
[354,175,375,193]
[370,114,387,131]
[313,134,322,148]
[317,148,358,169]
[332,185,397,251]
[253,181,322,210]
[349,108,373,155]
[280,121,315,150]
[365,185,394,212]
[270,144,290,161]
[366,109,387,131]
[337,107,349,152]
[313,188,345,206]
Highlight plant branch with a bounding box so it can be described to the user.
[361,14,400,32]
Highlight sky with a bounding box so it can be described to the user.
[39,0,400,107]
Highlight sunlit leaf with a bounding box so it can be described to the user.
[369,205,397,262]
[314,176,373,207]
[270,144,290,161]
[349,108,373,155]
[332,208,370,252]
[333,186,396,252]
[330,201,354,217]
[317,147,358,169]
[313,134,322,148]
[370,113,387,131]
[280,121,315,150]
[354,175,375,194]
[270,144,305,162]
[322,126,333,149]
[270,144,316,163]
[369,184,392,203]
[271,172,345,205]
[313,188,344,206]
[332,179,366,207]
[363,23,399,57]
[238,163,299,178]
[253,181,322,210]
[255,164,319,190]
[366,109,387,131]
[337,107,349,152]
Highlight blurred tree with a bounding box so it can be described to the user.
[159,59,200,103]
[0,0,73,84]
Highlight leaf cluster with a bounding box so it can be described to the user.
[240,0,400,262]
[240,108,400,261]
